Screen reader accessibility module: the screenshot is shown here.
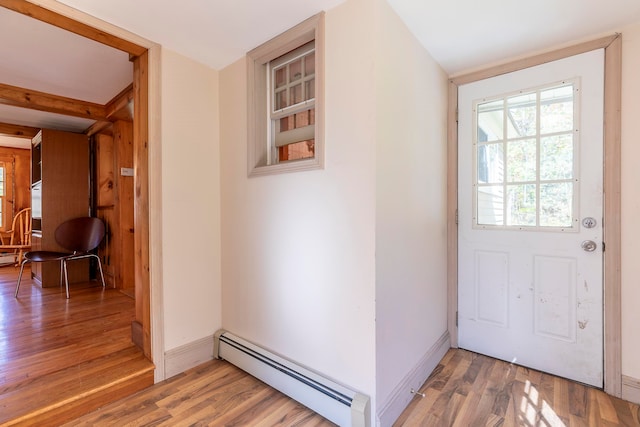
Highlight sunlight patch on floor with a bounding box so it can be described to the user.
[519,380,566,427]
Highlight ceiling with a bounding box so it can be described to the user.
[0,5,133,147]
[3,0,640,147]
[53,0,640,74]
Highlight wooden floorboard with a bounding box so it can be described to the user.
[64,358,336,427]
[7,258,637,426]
[0,264,153,426]
[394,349,640,426]
[65,348,640,426]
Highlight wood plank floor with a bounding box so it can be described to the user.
[63,358,335,427]
[0,264,153,425]
[65,347,640,426]
[395,349,640,426]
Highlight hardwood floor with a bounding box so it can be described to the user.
[65,348,640,426]
[7,259,635,426]
[63,358,335,427]
[0,264,153,426]
[395,349,640,426]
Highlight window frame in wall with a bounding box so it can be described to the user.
[247,12,325,177]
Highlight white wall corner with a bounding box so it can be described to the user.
[164,335,214,379]
[376,331,450,427]
[622,375,640,405]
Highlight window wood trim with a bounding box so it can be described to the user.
[247,12,324,177]
[447,34,622,396]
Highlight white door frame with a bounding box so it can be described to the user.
[447,35,622,396]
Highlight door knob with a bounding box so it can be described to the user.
[581,240,597,252]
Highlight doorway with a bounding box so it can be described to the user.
[446,35,622,395]
[0,1,154,366]
[457,50,604,386]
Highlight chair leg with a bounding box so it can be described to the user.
[63,260,70,299]
[59,260,64,287]
[91,254,106,288]
[14,259,29,298]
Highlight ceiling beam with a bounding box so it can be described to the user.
[106,84,134,121]
[0,121,39,138]
[0,82,108,121]
[0,0,146,57]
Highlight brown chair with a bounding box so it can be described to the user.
[0,207,32,266]
[15,217,106,299]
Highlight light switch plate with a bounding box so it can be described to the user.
[120,167,134,177]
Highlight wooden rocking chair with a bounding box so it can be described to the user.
[0,207,32,266]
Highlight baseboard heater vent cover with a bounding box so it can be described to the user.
[214,329,370,427]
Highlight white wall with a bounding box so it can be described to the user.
[620,22,640,385]
[160,48,222,350]
[219,0,377,415]
[373,0,449,421]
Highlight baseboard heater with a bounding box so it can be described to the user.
[214,330,370,427]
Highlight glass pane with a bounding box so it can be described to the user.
[275,90,287,110]
[507,93,537,138]
[507,139,536,182]
[477,100,503,142]
[290,84,302,106]
[477,143,504,184]
[279,116,292,132]
[274,67,286,89]
[279,140,315,162]
[477,185,504,225]
[541,85,573,134]
[540,134,573,180]
[540,182,573,227]
[289,59,302,82]
[304,51,315,76]
[295,110,310,127]
[507,184,536,226]
[305,78,315,101]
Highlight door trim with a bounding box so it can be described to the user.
[447,34,622,396]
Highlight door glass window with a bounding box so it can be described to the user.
[474,81,578,230]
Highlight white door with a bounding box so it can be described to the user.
[457,50,604,387]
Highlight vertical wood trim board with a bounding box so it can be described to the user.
[447,81,459,348]
[603,35,623,397]
[133,51,152,359]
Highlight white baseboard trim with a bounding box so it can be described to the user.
[164,335,214,379]
[622,375,640,405]
[376,331,450,427]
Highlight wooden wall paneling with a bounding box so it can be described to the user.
[0,148,30,229]
[0,154,16,230]
[35,129,90,287]
[11,148,31,213]
[95,133,116,288]
[133,51,151,357]
[114,120,135,291]
[97,208,115,287]
[95,134,115,208]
